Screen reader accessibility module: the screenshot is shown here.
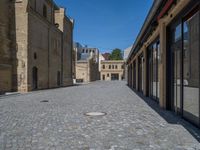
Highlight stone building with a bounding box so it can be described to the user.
[99,53,105,72]
[100,60,125,81]
[55,8,74,86]
[127,0,200,127]
[0,0,74,94]
[74,44,100,83]
[76,59,99,83]
[0,0,16,94]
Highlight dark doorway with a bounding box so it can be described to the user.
[32,67,38,90]
[57,71,61,86]
[102,75,105,80]
[111,73,119,80]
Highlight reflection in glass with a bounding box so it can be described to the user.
[183,12,199,125]
[172,24,181,112]
[148,40,160,102]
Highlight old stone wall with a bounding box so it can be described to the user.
[76,61,89,82]
[55,8,73,86]
[0,0,12,93]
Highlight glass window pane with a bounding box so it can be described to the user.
[157,42,160,100]
[183,11,199,125]
[153,43,157,98]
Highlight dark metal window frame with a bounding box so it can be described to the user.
[147,37,160,103]
[167,1,200,127]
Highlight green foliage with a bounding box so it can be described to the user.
[109,48,123,60]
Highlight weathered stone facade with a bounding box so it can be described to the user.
[0,0,74,93]
[74,44,100,83]
[76,59,99,83]
[100,60,125,81]
[55,8,74,86]
[0,0,15,94]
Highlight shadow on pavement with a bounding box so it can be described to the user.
[128,86,200,142]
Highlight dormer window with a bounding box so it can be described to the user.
[43,4,47,18]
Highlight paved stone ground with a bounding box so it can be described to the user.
[0,81,200,150]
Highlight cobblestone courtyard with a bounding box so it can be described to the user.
[0,81,200,150]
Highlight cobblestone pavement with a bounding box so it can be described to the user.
[0,81,200,150]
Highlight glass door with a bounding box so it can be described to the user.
[183,10,200,125]
[147,40,160,102]
[169,7,200,126]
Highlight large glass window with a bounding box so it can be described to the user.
[172,24,182,112]
[148,40,160,101]
[169,8,200,126]
[183,11,199,124]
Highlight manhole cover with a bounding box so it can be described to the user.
[40,100,49,103]
[84,112,107,116]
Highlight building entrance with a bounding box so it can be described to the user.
[111,74,119,80]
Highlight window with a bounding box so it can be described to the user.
[148,40,160,102]
[112,65,114,69]
[102,65,105,69]
[115,65,118,69]
[43,4,47,18]
[34,52,37,60]
[109,65,111,69]
[86,49,88,53]
[102,75,105,80]
[107,74,109,77]
[121,65,124,69]
[82,49,85,53]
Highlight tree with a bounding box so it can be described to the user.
[109,48,123,60]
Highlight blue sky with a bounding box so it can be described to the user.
[54,0,153,53]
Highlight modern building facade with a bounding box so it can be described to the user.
[101,60,125,81]
[127,0,200,127]
[0,0,74,94]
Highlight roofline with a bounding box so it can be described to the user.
[127,0,163,61]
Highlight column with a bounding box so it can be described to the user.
[159,20,167,109]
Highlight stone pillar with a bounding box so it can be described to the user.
[136,57,139,91]
[143,48,148,96]
[159,20,167,109]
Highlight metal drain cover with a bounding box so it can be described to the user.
[40,100,49,103]
[84,112,107,116]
